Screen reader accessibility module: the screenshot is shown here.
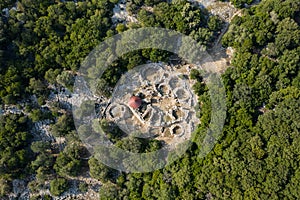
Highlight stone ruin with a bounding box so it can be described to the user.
[106,63,199,144]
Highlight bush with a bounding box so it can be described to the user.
[50,178,69,196]
[28,180,42,193]
[99,182,119,200]
[89,157,116,182]
[0,179,11,197]
[190,69,202,81]
[79,182,88,193]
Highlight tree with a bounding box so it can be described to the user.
[116,23,127,33]
[99,119,124,142]
[36,166,52,182]
[115,137,144,153]
[0,114,31,178]
[28,180,43,193]
[275,18,300,53]
[27,78,47,95]
[31,153,54,171]
[45,68,61,84]
[50,178,69,196]
[78,182,88,193]
[50,113,74,137]
[192,82,206,96]
[231,0,254,8]
[208,15,222,31]
[30,141,51,154]
[190,69,202,81]
[89,157,116,182]
[29,109,50,122]
[0,179,11,197]
[90,78,111,98]
[56,71,74,90]
[54,143,85,177]
[99,182,120,200]
[54,155,81,177]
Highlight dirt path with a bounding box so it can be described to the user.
[205,4,243,74]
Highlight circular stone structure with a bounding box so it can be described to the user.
[106,63,199,144]
[171,124,184,137]
[73,27,227,173]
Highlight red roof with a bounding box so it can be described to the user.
[128,96,142,109]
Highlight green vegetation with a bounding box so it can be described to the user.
[0,0,115,196]
[0,178,11,197]
[50,178,69,196]
[78,182,88,193]
[229,0,254,8]
[0,114,31,179]
[0,0,114,103]
[89,157,117,183]
[136,0,223,46]
[0,0,299,198]
[54,143,86,177]
[97,0,300,199]
[50,113,75,137]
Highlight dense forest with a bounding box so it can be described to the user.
[0,0,299,199]
[97,0,300,199]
